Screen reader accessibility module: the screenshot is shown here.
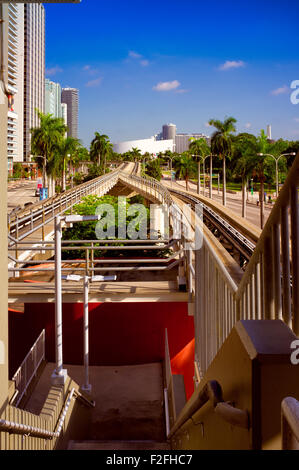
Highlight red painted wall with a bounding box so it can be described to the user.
[9,302,194,396]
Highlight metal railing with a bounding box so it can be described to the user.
[194,151,299,377]
[11,330,45,407]
[8,239,184,278]
[8,164,127,246]
[168,379,249,441]
[0,387,94,444]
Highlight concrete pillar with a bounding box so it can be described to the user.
[0,4,9,413]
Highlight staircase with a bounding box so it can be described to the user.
[66,362,170,451]
[68,440,170,450]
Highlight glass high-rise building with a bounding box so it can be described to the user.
[23,3,45,161]
[61,87,79,139]
[45,78,62,118]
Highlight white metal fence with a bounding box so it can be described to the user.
[12,330,45,407]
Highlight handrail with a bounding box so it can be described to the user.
[11,330,45,407]
[168,380,249,439]
[8,163,126,223]
[0,388,94,440]
[8,165,125,245]
[236,151,299,300]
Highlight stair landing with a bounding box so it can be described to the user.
[68,440,170,450]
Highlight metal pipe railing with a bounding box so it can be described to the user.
[0,388,94,441]
[11,330,45,407]
[167,380,249,440]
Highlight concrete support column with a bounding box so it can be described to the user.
[51,216,67,385]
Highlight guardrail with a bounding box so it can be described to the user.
[193,152,299,378]
[11,330,45,407]
[8,164,127,246]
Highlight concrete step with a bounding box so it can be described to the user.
[68,440,171,450]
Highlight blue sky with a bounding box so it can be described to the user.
[44,0,299,147]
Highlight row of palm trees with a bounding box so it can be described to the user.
[139,117,296,228]
[31,112,297,229]
[31,110,89,197]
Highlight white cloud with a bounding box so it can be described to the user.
[218,60,246,71]
[46,65,63,76]
[271,85,289,95]
[140,59,149,67]
[153,80,181,92]
[83,65,99,75]
[85,77,103,87]
[175,89,189,94]
[245,122,252,129]
[129,50,142,59]
[294,118,299,122]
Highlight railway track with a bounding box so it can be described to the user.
[169,188,256,269]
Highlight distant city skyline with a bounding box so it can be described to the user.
[43,0,299,147]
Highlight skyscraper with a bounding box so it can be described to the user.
[45,78,62,118]
[23,3,45,161]
[3,2,24,168]
[61,87,79,139]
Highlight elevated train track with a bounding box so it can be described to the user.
[169,188,256,269]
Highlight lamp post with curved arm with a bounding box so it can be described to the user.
[257,152,296,198]
[192,154,215,197]
[163,155,175,187]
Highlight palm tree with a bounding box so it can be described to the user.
[189,138,211,194]
[208,116,237,206]
[90,132,109,166]
[101,139,113,173]
[174,153,197,191]
[232,133,257,218]
[30,110,66,193]
[130,147,142,162]
[56,137,80,191]
[254,131,288,228]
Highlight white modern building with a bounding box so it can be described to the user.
[113,136,175,155]
[4,2,24,167]
[23,3,45,161]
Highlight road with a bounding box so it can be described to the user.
[163,178,272,229]
[7,180,38,213]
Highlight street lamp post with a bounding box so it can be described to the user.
[192,155,215,197]
[52,214,117,389]
[163,156,174,188]
[258,152,296,198]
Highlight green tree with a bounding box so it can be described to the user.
[232,133,257,217]
[208,116,237,206]
[90,132,109,166]
[173,153,197,191]
[189,138,211,194]
[254,131,288,228]
[145,158,162,181]
[30,110,66,195]
[56,136,81,191]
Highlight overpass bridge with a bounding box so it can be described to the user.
[3,154,299,450]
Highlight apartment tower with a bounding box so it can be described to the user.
[61,87,78,139]
[23,3,45,161]
[3,2,24,170]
